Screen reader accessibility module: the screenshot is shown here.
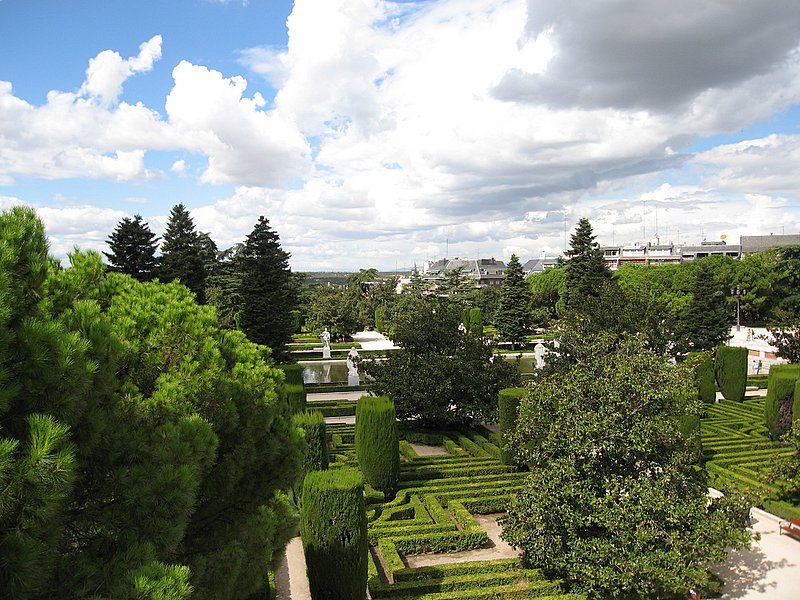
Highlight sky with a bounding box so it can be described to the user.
[1,0,800,272]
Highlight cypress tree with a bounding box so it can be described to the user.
[499,387,527,466]
[764,364,800,440]
[300,469,367,600]
[563,218,612,313]
[675,259,731,354]
[237,217,296,361]
[104,214,159,282]
[355,396,399,495]
[495,254,530,348]
[159,204,207,303]
[714,346,748,402]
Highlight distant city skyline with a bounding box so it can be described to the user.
[1,0,800,271]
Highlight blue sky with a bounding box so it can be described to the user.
[1,0,799,270]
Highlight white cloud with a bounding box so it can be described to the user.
[165,61,312,186]
[80,36,163,107]
[171,159,186,174]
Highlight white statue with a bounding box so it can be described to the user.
[319,328,331,348]
[347,347,360,386]
[346,347,359,376]
[319,328,331,359]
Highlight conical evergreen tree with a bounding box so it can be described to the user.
[496,254,531,349]
[563,218,612,312]
[675,258,731,353]
[104,214,159,282]
[159,204,207,303]
[237,217,297,361]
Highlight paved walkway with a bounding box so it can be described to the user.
[715,508,800,599]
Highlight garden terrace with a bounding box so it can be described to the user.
[702,397,795,510]
[324,422,583,599]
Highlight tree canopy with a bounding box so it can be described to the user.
[159,203,207,303]
[0,207,300,600]
[104,214,159,282]
[501,332,751,599]
[563,218,612,313]
[237,216,297,362]
[364,295,518,427]
[495,254,531,348]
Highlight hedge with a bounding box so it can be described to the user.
[301,469,367,600]
[714,346,748,402]
[498,387,526,465]
[356,396,400,495]
[688,351,716,404]
[293,411,329,501]
[764,364,800,440]
[280,363,305,386]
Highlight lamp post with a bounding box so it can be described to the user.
[731,287,746,332]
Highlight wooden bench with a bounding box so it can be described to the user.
[779,517,800,540]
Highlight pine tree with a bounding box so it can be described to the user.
[675,259,731,354]
[103,214,159,282]
[563,218,612,312]
[159,204,207,303]
[495,254,531,349]
[237,217,297,361]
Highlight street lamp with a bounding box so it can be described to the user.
[731,287,746,332]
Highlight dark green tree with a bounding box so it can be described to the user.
[159,204,207,303]
[495,254,531,349]
[1,207,302,600]
[563,218,612,313]
[103,214,159,282]
[237,216,297,362]
[502,333,752,599]
[674,259,731,354]
[305,284,360,341]
[364,296,518,427]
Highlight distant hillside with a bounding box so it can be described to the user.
[301,270,412,285]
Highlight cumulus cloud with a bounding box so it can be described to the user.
[494,0,800,113]
[80,36,162,107]
[165,61,311,186]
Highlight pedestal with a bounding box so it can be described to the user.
[322,347,331,359]
[348,373,360,387]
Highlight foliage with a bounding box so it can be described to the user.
[0,207,302,600]
[204,244,243,331]
[770,420,800,503]
[764,318,800,363]
[305,284,360,341]
[237,216,297,362]
[104,214,159,282]
[563,218,612,313]
[495,254,531,348]
[355,396,400,495]
[527,265,565,325]
[300,469,368,600]
[159,204,207,303]
[364,296,518,427]
[714,346,748,402]
[498,387,527,466]
[462,306,483,337]
[674,258,731,354]
[764,364,800,441]
[686,351,717,404]
[502,333,751,599]
[293,411,329,502]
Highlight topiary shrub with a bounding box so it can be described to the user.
[498,387,527,465]
[355,396,400,495]
[293,411,329,501]
[280,364,307,414]
[714,346,748,402]
[687,351,716,404]
[300,469,367,600]
[764,364,800,440]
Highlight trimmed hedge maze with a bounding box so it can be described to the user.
[324,422,584,600]
[702,397,794,502]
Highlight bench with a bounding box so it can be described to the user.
[779,517,800,540]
